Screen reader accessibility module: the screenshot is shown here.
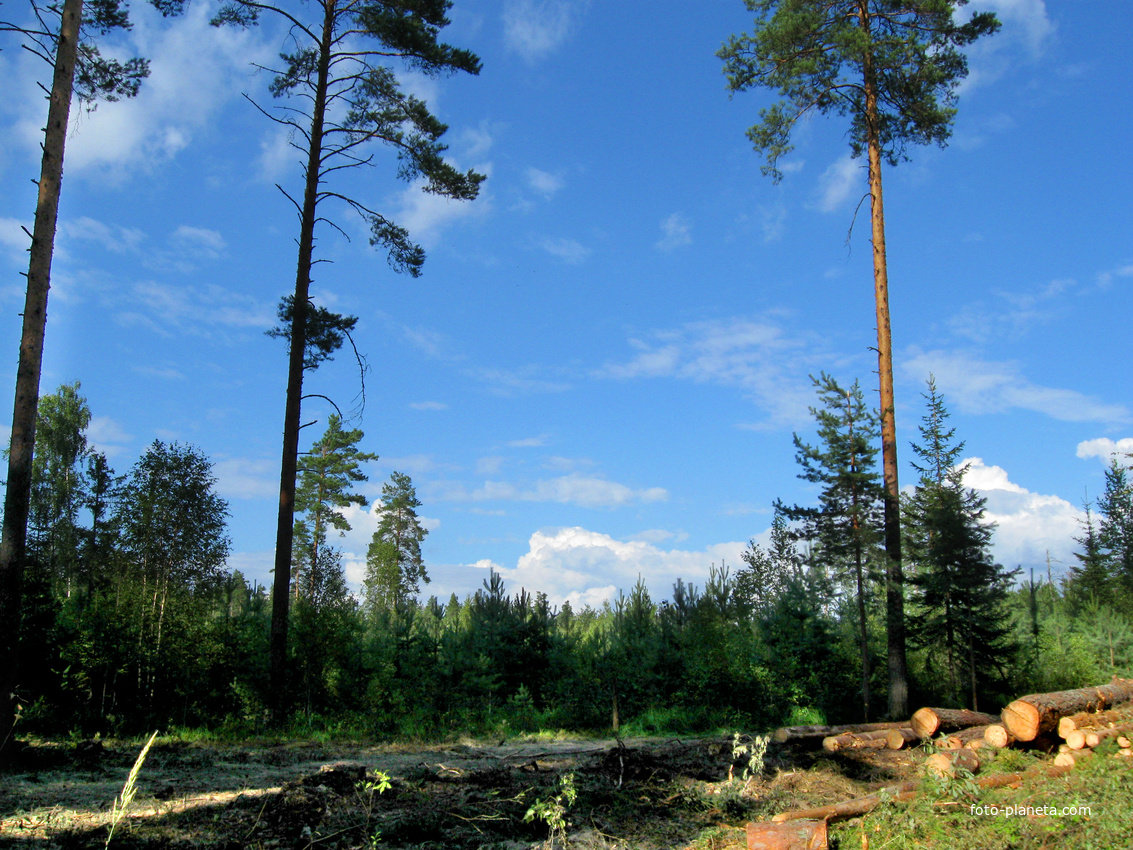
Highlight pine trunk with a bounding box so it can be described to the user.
[822,728,900,752]
[1057,704,1133,738]
[925,748,980,778]
[268,0,336,721]
[0,0,84,762]
[910,707,999,739]
[859,3,907,721]
[772,720,908,745]
[745,819,827,850]
[886,728,921,750]
[943,725,993,750]
[1001,679,1133,742]
[983,724,1015,749]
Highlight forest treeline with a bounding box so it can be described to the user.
[10,379,1132,740]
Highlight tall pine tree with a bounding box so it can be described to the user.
[719,0,1001,718]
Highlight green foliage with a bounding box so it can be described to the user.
[364,471,430,612]
[524,772,576,848]
[718,0,1001,179]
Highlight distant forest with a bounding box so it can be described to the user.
[9,379,1132,739]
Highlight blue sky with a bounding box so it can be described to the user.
[1,0,1129,608]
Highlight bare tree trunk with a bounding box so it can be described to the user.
[268,0,336,722]
[860,2,908,720]
[0,0,84,762]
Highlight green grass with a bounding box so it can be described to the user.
[833,747,1133,850]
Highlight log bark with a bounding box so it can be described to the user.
[1082,725,1133,749]
[942,726,993,750]
[1057,704,1133,738]
[925,748,980,778]
[910,707,999,739]
[1001,679,1133,742]
[746,819,827,850]
[772,721,907,745]
[886,728,920,750]
[822,728,901,752]
[983,724,1016,749]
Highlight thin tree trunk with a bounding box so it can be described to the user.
[0,0,85,760]
[268,0,336,722]
[860,2,908,720]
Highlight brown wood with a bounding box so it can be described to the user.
[943,725,993,750]
[1082,725,1133,749]
[746,819,827,850]
[910,707,999,739]
[1054,749,1093,768]
[886,728,920,750]
[1057,704,1133,738]
[822,729,900,752]
[925,748,980,778]
[983,724,1016,749]
[772,721,908,745]
[1001,679,1133,742]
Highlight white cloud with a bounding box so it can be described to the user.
[409,401,449,411]
[960,457,1081,577]
[959,1,1055,93]
[1097,263,1133,289]
[538,236,590,264]
[901,347,1130,426]
[37,4,275,179]
[213,456,278,500]
[655,213,692,251]
[503,0,590,63]
[60,217,146,254]
[392,175,492,249]
[118,281,273,337]
[0,218,29,268]
[439,473,668,510]
[87,415,134,457]
[525,167,564,199]
[491,527,745,608]
[597,315,828,429]
[1076,438,1133,464]
[815,155,861,212]
[508,435,550,448]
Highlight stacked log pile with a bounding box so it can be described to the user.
[749,678,1133,849]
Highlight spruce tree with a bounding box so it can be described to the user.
[778,373,884,720]
[903,378,1016,709]
[1096,458,1133,616]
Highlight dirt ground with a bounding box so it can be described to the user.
[0,735,923,848]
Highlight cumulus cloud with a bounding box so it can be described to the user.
[1076,438,1133,464]
[597,315,829,429]
[656,213,692,251]
[901,347,1130,426]
[960,457,1082,577]
[490,527,746,609]
[503,0,590,63]
[392,173,492,249]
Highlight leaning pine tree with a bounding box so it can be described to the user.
[719,0,1000,718]
[212,0,484,719]
[0,0,184,759]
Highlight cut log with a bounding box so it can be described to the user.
[943,725,993,750]
[1083,725,1133,749]
[984,724,1016,749]
[772,721,908,745]
[772,765,1074,825]
[1054,749,1093,768]
[925,748,980,778]
[746,819,827,850]
[910,707,1000,739]
[1001,678,1133,742]
[822,729,901,752]
[1057,703,1133,738]
[886,728,921,750]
